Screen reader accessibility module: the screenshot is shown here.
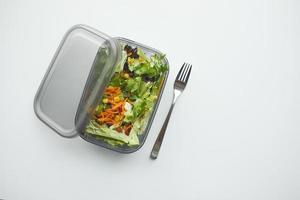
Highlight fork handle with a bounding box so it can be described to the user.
[150,103,175,159]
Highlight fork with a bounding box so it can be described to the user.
[150,63,192,159]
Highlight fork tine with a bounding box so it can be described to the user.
[179,63,189,81]
[176,63,187,81]
[181,63,191,82]
[183,64,192,83]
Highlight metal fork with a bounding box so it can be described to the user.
[150,63,192,159]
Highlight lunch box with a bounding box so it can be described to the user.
[34,24,169,153]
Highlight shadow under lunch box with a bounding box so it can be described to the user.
[34,24,169,153]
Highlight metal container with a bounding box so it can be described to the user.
[34,24,169,153]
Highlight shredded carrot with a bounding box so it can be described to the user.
[124,124,132,135]
[96,86,130,131]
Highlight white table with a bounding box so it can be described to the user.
[1,0,300,199]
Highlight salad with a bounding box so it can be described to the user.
[85,44,167,146]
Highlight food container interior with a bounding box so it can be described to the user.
[34,25,169,153]
[78,37,169,153]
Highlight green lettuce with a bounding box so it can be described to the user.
[115,48,128,73]
[130,110,151,136]
[128,52,167,78]
[86,120,139,146]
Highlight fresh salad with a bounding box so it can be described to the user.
[85,44,167,146]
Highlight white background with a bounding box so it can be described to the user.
[1,0,300,199]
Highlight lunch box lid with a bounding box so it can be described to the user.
[34,25,121,137]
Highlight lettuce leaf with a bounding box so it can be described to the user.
[86,120,139,146]
[115,50,127,73]
[130,110,151,136]
[128,51,167,78]
[122,77,154,99]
